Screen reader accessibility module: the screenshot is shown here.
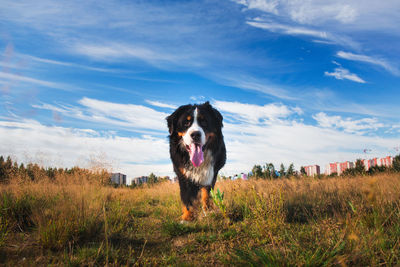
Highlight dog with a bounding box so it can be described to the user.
[166,101,226,221]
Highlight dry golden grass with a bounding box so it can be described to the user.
[1,171,400,265]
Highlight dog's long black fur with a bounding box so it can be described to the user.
[166,102,226,216]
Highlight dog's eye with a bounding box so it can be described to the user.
[184,118,191,127]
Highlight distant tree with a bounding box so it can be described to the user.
[279,163,286,178]
[287,163,295,177]
[251,165,263,178]
[0,156,5,182]
[271,163,278,179]
[368,165,386,175]
[393,154,400,172]
[355,159,365,174]
[148,173,158,184]
[260,164,268,179]
[300,166,306,176]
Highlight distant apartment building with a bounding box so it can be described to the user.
[111,173,127,185]
[325,156,393,174]
[133,176,148,185]
[339,161,354,174]
[325,163,338,175]
[380,156,393,167]
[303,165,320,176]
[362,159,373,171]
[325,161,353,175]
[363,156,393,170]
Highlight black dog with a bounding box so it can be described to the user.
[166,102,226,221]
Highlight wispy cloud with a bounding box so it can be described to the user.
[0,119,170,177]
[0,71,81,91]
[32,97,169,133]
[211,72,297,100]
[234,0,279,14]
[233,0,400,29]
[313,112,384,134]
[247,20,328,39]
[217,101,398,175]
[7,100,400,177]
[71,42,188,67]
[337,51,400,76]
[324,66,365,83]
[145,100,177,109]
[245,19,359,48]
[23,54,126,73]
[212,100,300,124]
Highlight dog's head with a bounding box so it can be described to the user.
[166,101,223,167]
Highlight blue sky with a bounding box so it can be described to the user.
[1,0,400,180]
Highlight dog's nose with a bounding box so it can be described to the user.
[190,131,201,142]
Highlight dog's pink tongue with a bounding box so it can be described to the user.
[189,143,204,167]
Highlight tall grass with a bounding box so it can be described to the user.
[1,169,400,265]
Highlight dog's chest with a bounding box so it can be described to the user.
[184,150,214,186]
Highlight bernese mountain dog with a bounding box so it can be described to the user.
[166,101,226,221]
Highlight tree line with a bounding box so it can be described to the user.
[249,162,296,179]
[0,156,109,184]
[248,154,400,179]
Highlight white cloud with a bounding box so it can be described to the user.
[0,71,80,91]
[22,54,125,73]
[245,19,359,48]
[220,110,396,175]
[3,100,399,178]
[235,0,279,14]
[212,100,299,124]
[246,20,328,39]
[33,97,169,133]
[145,100,177,109]
[337,51,400,76]
[234,0,359,25]
[286,2,358,24]
[210,72,296,100]
[312,112,384,134]
[324,66,365,83]
[71,42,184,66]
[0,119,171,177]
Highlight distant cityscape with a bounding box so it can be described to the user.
[110,155,395,185]
[303,155,394,176]
[110,173,173,186]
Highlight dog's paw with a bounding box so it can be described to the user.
[179,220,189,224]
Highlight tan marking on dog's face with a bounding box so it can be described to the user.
[186,115,191,121]
[178,132,185,137]
[179,167,186,175]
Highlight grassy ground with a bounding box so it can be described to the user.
[1,172,400,266]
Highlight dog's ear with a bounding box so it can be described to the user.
[203,101,223,128]
[166,114,175,135]
[166,104,191,135]
[212,107,223,128]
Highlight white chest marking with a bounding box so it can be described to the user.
[184,150,214,186]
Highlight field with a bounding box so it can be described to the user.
[1,170,400,266]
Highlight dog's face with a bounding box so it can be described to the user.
[167,101,223,167]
